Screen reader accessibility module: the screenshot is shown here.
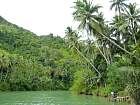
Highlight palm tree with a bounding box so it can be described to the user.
[65,27,80,50]
[110,0,128,15]
[65,27,101,77]
[73,0,111,64]
[73,0,102,35]
[110,15,129,51]
[123,3,140,45]
[73,0,131,56]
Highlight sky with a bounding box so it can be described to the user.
[0,0,140,37]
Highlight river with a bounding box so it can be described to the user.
[0,91,129,105]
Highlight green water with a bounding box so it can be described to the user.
[0,91,129,105]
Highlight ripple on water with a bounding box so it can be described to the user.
[0,91,129,105]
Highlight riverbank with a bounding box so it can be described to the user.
[75,89,131,104]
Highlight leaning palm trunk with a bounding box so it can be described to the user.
[133,34,137,45]
[87,31,110,65]
[131,21,137,45]
[74,46,101,78]
[89,21,131,55]
[108,48,113,64]
[103,47,112,65]
[100,33,131,54]
[133,31,137,45]
[99,33,140,60]
[96,42,110,65]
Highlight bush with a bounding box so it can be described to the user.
[70,69,96,95]
[0,82,9,91]
[107,63,126,92]
[93,86,112,97]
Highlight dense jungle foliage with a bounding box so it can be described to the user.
[0,0,140,105]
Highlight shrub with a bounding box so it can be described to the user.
[70,69,96,95]
[0,82,9,91]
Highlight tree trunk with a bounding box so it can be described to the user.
[100,33,131,55]
[103,46,111,65]
[96,42,110,65]
[74,46,101,77]
[131,21,137,45]
[89,21,131,54]
[133,34,137,45]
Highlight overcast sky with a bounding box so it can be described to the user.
[0,0,140,37]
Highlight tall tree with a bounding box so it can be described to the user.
[73,0,102,35]
[110,0,128,15]
[73,0,111,65]
[123,3,140,45]
[73,0,131,56]
[65,27,101,77]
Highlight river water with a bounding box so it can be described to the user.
[0,91,129,105]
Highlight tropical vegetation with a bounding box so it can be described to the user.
[0,0,140,105]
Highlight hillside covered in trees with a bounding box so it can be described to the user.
[0,16,82,91]
[0,0,140,105]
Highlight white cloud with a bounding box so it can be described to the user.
[0,0,140,37]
